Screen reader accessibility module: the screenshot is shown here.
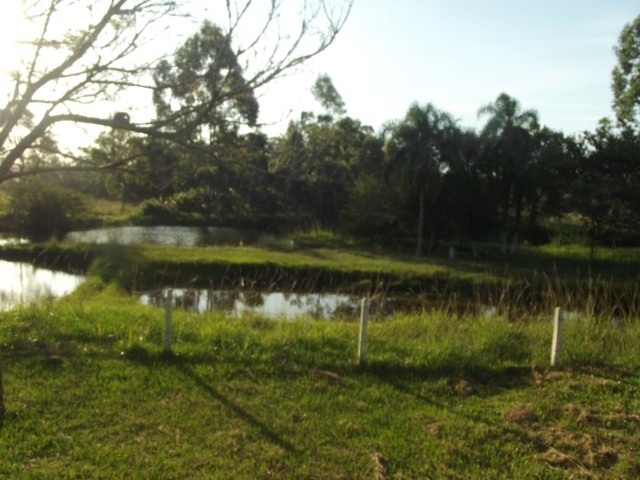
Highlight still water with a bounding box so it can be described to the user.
[64,225,266,246]
[0,260,86,311]
[139,288,371,320]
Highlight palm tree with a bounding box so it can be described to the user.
[385,103,458,256]
[478,93,539,253]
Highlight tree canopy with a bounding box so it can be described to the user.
[0,0,353,183]
[2,5,640,254]
[612,14,640,130]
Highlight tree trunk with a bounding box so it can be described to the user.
[510,232,519,255]
[499,231,507,255]
[416,188,425,257]
[511,186,524,255]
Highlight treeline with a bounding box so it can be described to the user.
[4,11,640,254]
[10,89,640,255]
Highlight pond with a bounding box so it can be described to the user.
[139,288,381,320]
[64,225,267,247]
[0,260,86,311]
[0,259,386,319]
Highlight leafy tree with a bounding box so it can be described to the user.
[437,128,494,250]
[612,14,640,130]
[384,103,459,256]
[9,177,88,240]
[84,132,182,202]
[524,128,581,243]
[270,115,380,230]
[571,122,640,255]
[0,0,353,184]
[153,21,259,142]
[338,173,402,238]
[477,93,539,253]
[311,74,346,118]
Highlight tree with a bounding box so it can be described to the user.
[83,131,180,201]
[437,128,494,251]
[524,128,581,243]
[571,121,640,255]
[10,177,88,240]
[153,21,259,142]
[477,93,539,253]
[311,74,346,118]
[384,103,459,256]
[612,14,640,130]
[269,114,380,230]
[0,0,353,184]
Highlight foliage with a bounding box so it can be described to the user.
[9,178,88,241]
[384,102,460,256]
[570,122,640,253]
[612,14,640,130]
[477,93,540,253]
[270,115,382,230]
[3,5,640,253]
[0,0,353,184]
[311,73,346,117]
[153,21,259,139]
[338,174,402,237]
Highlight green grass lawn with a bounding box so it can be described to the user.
[1,281,640,479]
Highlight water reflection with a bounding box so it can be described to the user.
[0,237,28,246]
[140,288,372,320]
[0,261,86,310]
[64,225,266,246]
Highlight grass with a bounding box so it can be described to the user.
[1,280,640,478]
[2,236,637,322]
[85,197,139,226]
[0,236,637,341]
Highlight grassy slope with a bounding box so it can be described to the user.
[1,282,640,479]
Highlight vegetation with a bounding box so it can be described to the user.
[1,4,639,254]
[1,281,640,479]
[0,0,353,183]
[1,4,640,478]
[612,14,640,130]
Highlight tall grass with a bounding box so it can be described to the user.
[3,279,639,374]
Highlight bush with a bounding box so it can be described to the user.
[11,180,88,241]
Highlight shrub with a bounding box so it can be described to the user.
[11,179,88,241]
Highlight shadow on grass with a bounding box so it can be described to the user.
[124,349,299,456]
[360,362,534,394]
[176,361,299,455]
[362,361,541,449]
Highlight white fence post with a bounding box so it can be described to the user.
[358,298,369,366]
[550,307,563,367]
[164,289,173,354]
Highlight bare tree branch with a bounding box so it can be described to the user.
[0,0,353,183]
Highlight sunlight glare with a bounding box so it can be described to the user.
[0,0,26,74]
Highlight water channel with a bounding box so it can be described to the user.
[0,260,86,311]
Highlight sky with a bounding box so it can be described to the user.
[0,0,637,144]
[258,0,639,136]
